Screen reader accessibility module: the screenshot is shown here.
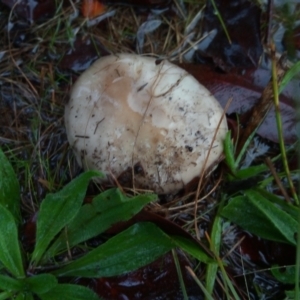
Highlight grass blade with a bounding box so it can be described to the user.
[209,0,231,44]
[186,266,214,300]
[172,249,188,300]
[205,204,222,296]
[271,49,299,204]
[279,60,300,93]
[223,131,237,174]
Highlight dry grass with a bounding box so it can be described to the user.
[0,0,213,216]
[0,1,294,298]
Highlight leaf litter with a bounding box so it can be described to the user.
[0,0,299,299]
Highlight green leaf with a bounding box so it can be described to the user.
[0,274,23,292]
[235,164,267,180]
[206,206,222,296]
[45,189,156,258]
[31,170,103,265]
[223,131,236,174]
[0,148,20,222]
[245,190,298,245]
[15,293,34,300]
[0,204,24,277]
[53,222,174,278]
[171,250,188,300]
[23,274,57,295]
[39,284,100,300]
[170,235,213,264]
[0,291,15,300]
[279,60,300,93]
[271,265,296,284]
[235,126,257,167]
[285,289,296,299]
[221,191,298,245]
[256,188,299,221]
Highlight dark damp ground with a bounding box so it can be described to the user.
[1,0,300,299]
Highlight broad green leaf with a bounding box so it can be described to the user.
[53,222,174,278]
[15,292,34,300]
[92,188,154,213]
[257,188,299,221]
[170,235,213,264]
[45,189,156,258]
[23,274,57,294]
[245,190,298,245]
[0,148,20,222]
[0,274,23,292]
[39,284,100,300]
[0,204,24,277]
[271,265,296,284]
[31,170,103,265]
[221,191,298,245]
[0,291,15,300]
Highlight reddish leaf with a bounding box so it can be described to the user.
[106,210,212,257]
[179,63,297,144]
[82,0,106,19]
[240,232,296,266]
[82,251,202,300]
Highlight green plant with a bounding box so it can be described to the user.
[221,54,300,243]
[222,130,299,245]
[220,121,299,298]
[0,148,212,299]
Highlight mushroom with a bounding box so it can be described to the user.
[65,54,228,194]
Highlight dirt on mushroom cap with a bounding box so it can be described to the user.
[65,54,228,194]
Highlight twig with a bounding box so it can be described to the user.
[194,98,232,240]
[265,157,291,203]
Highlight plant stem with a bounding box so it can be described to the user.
[172,249,188,300]
[294,76,300,300]
[296,208,300,300]
[271,44,299,205]
[210,0,231,44]
[186,266,214,300]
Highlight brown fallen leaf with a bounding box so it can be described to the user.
[82,0,106,19]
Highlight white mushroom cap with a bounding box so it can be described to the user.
[65,54,228,194]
